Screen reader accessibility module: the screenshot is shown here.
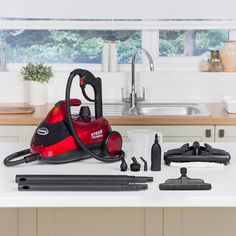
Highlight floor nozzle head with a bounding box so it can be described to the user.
[159,167,211,191]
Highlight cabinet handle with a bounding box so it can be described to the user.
[219,129,225,138]
[205,129,211,138]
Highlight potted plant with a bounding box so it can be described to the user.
[21,62,53,105]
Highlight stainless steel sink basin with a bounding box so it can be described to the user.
[80,103,210,117]
[123,103,210,116]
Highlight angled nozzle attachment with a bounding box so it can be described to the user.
[140,157,147,171]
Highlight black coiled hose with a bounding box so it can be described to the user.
[65,69,125,163]
[4,149,41,167]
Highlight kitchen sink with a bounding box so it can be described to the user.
[123,103,210,117]
[79,103,210,117]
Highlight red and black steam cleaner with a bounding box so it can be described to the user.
[4,69,125,166]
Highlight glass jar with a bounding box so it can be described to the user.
[220,41,236,72]
[210,50,223,72]
[198,58,211,72]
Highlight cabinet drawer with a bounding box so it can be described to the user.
[0,125,37,143]
[215,125,236,142]
[112,125,214,142]
[0,126,19,142]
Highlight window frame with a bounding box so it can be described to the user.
[1,19,236,72]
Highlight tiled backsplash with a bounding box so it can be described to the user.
[0,71,236,104]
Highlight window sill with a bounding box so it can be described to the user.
[1,70,236,79]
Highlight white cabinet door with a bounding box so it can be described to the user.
[0,126,19,142]
[0,125,37,143]
[18,126,37,143]
[215,125,236,142]
[112,125,214,142]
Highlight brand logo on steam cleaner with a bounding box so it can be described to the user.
[37,127,49,135]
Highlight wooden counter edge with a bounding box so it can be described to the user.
[1,103,236,125]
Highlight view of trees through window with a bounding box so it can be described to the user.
[0,29,230,64]
[0,30,141,64]
[159,30,229,57]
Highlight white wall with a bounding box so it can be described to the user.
[1,0,236,19]
[0,71,236,104]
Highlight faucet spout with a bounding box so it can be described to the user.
[121,48,154,114]
[130,48,154,109]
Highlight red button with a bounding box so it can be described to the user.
[80,77,84,86]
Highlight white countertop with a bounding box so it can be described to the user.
[0,142,236,208]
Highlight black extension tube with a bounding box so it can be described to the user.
[16,175,153,184]
[18,183,148,191]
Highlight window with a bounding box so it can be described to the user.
[0,30,141,64]
[1,19,236,72]
[159,30,229,57]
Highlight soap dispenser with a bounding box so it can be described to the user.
[151,134,161,171]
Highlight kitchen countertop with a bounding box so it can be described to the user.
[0,103,236,125]
[0,142,235,207]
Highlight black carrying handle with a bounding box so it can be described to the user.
[69,69,103,119]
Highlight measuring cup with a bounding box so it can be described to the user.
[127,129,162,162]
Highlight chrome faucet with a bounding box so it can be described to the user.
[122,48,154,114]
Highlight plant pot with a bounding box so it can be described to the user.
[220,41,236,72]
[26,81,47,105]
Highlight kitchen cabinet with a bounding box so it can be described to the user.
[0,125,36,143]
[112,125,214,142]
[3,124,236,144]
[0,208,36,236]
[0,208,18,236]
[2,208,236,236]
[0,125,215,144]
[37,208,163,236]
[164,208,236,236]
[215,125,236,142]
[0,208,162,236]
